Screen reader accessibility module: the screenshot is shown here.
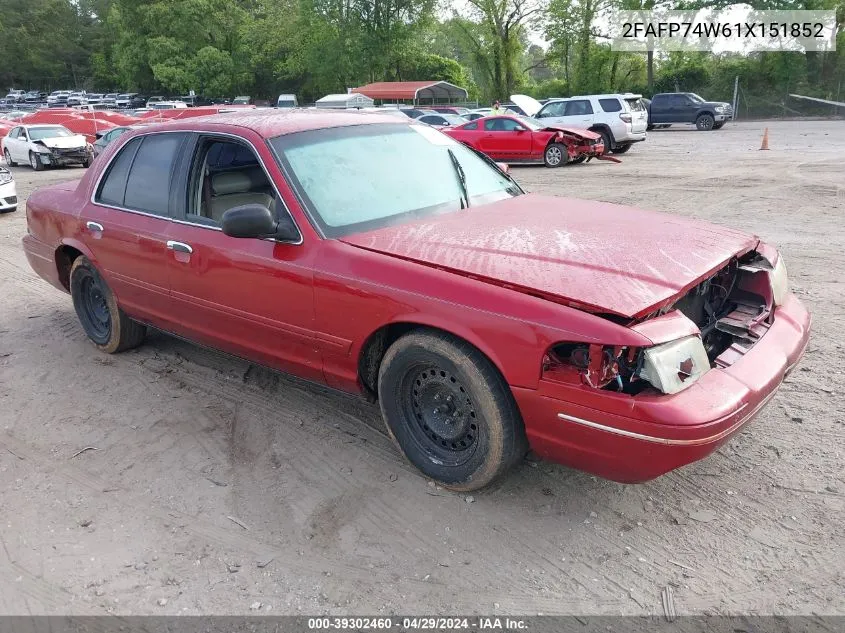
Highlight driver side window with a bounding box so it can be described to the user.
[186,138,279,227]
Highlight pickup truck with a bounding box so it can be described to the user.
[647,93,733,131]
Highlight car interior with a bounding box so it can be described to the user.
[189,139,278,224]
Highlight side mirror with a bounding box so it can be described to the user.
[495,162,510,174]
[221,204,299,242]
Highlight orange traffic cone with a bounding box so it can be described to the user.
[759,127,769,150]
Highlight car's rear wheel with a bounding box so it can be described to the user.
[611,143,632,154]
[377,330,528,491]
[70,256,146,354]
[4,149,16,167]
[696,114,715,131]
[543,143,565,167]
[29,151,45,171]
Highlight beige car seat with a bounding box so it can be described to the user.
[209,171,274,223]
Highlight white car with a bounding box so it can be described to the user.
[2,125,92,171]
[0,166,16,213]
[513,93,648,154]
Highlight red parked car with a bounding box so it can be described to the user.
[444,115,605,167]
[22,111,810,491]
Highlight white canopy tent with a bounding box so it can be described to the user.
[315,93,375,109]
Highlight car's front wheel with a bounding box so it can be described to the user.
[377,330,528,491]
[611,143,632,154]
[4,149,16,167]
[713,122,725,130]
[70,256,146,354]
[696,114,715,131]
[543,143,565,167]
[29,151,45,171]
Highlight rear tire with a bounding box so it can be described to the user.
[377,330,528,491]
[4,149,16,167]
[70,256,146,354]
[543,143,565,167]
[696,114,715,131]
[611,143,632,154]
[29,151,45,171]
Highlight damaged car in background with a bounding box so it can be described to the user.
[21,110,810,491]
[2,124,93,170]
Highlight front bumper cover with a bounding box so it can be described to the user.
[514,293,811,482]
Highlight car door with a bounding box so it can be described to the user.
[10,127,27,162]
[82,132,188,326]
[667,94,691,122]
[162,133,323,382]
[3,127,20,161]
[480,117,532,160]
[561,99,594,126]
[535,100,566,126]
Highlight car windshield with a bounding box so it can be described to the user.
[29,127,74,140]
[270,123,520,238]
[625,97,645,111]
[688,93,705,103]
[516,116,546,130]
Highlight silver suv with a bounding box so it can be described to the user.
[535,93,648,154]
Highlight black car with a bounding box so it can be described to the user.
[647,92,733,131]
[115,93,147,109]
[24,91,47,104]
[179,95,214,107]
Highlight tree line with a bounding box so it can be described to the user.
[1,0,843,113]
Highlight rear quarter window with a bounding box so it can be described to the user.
[96,137,142,207]
[599,98,622,112]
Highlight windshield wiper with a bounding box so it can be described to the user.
[447,148,469,209]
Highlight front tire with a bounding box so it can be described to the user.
[70,256,146,353]
[4,149,16,167]
[713,122,725,130]
[611,143,632,154]
[597,129,612,154]
[696,114,715,131]
[543,143,565,167]
[377,330,528,491]
[30,151,45,171]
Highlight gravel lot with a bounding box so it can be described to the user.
[0,120,843,616]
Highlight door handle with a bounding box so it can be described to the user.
[166,240,193,254]
[86,221,104,232]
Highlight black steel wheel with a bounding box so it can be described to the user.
[378,330,528,491]
[401,365,479,466]
[70,256,146,353]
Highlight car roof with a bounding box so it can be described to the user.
[147,109,409,137]
[545,93,643,102]
[21,124,69,129]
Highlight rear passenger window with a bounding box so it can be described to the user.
[463,122,478,130]
[599,98,622,112]
[564,100,593,116]
[96,137,142,207]
[123,134,186,216]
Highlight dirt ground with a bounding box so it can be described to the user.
[0,120,843,617]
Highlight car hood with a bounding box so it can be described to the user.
[37,135,87,149]
[509,94,543,117]
[339,194,758,319]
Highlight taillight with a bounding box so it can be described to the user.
[619,113,632,123]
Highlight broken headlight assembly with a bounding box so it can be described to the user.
[543,337,710,396]
[769,254,788,306]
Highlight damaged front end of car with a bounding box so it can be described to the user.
[542,245,788,396]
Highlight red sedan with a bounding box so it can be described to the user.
[444,114,605,167]
[22,111,810,491]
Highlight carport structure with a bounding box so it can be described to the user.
[351,81,469,105]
